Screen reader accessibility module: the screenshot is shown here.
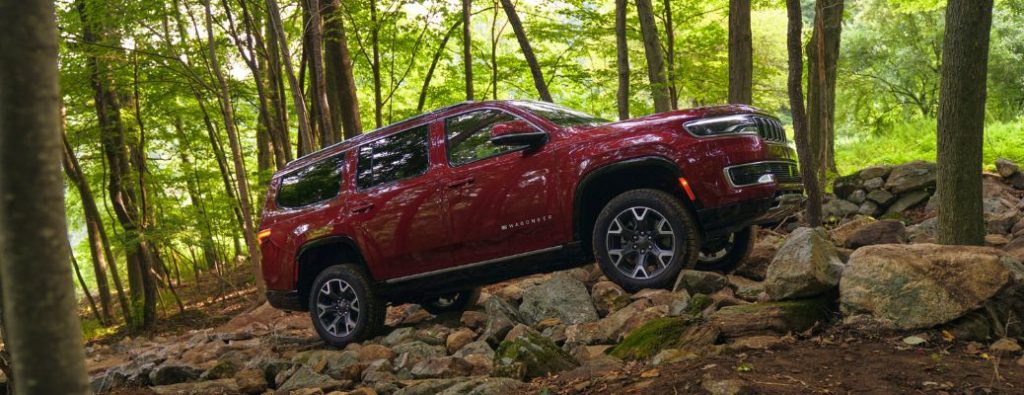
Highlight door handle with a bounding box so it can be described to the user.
[447,177,475,189]
[350,202,374,214]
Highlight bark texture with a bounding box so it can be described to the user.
[323,0,362,139]
[728,0,753,104]
[615,0,631,120]
[786,0,823,227]
[806,0,844,174]
[499,0,553,102]
[635,0,671,113]
[463,0,475,101]
[0,0,91,392]
[936,0,993,246]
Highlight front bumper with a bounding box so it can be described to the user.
[266,290,305,311]
[697,197,773,237]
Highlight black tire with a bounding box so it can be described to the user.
[695,226,756,273]
[308,264,385,347]
[419,288,481,315]
[592,189,700,292]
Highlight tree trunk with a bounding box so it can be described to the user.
[806,0,844,176]
[936,0,992,246]
[499,0,553,102]
[786,0,823,227]
[728,0,753,104]
[173,117,220,272]
[663,0,677,109]
[615,0,631,120]
[205,0,266,299]
[463,0,475,100]
[635,0,671,113]
[0,0,91,391]
[70,252,103,324]
[266,0,315,155]
[370,0,384,127]
[323,0,362,139]
[303,0,334,147]
[418,20,463,112]
[263,17,293,164]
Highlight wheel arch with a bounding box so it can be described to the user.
[294,236,370,310]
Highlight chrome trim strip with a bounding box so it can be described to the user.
[384,245,564,284]
[722,160,799,188]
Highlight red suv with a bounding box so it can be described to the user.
[258,100,801,346]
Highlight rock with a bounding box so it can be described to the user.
[867,189,895,206]
[859,165,893,181]
[734,234,783,281]
[845,219,907,249]
[409,357,473,379]
[233,368,267,394]
[885,160,937,194]
[832,173,863,199]
[459,310,487,330]
[360,360,397,384]
[829,216,875,249]
[727,275,764,302]
[607,317,717,360]
[710,298,831,338]
[200,360,238,380]
[673,270,728,295]
[445,328,476,355]
[149,364,202,386]
[726,335,785,351]
[990,338,1021,354]
[518,274,598,326]
[392,341,446,371]
[453,340,494,360]
[907,217,938,243]
[502,323,534,343]
[823,199,860,220]
[847,189,867,204]
[493,331,578,379]
[986,208,1020,235]
[1008,173,1024,189]
[863,177,885,190]
[357,344,395,363]
[590,281,630,316]
[382,327,415,347]
[1005,237,1024,261]
[840,244,1023,329]
[884,190,932,216]
[150,378,239,395]
[414,325,451,346]
[565,302,644,345]
[480,297,522,346]
[1013,217,1024,236]
[765,228,844,301]
[702,375,755,395]
[394,377,527,395]
[292,350,361,379]
[996,158,1021,178]
[986,234,1010,246]
[276,366,351,393]
[858,201,880,217]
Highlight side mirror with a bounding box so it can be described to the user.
[490,120,547,147]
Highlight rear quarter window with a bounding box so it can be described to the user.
[276,154,346,208]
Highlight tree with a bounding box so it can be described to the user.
[499,0,553,102]
[936,0,993,245]
[786,0,823,227]
[302,0,335,147]
[635,0,671,113]
[267,0,315,155]
[615,0,630,120]
[463,0,475,101]
[323,0,362,139]
[806,0,844,173]
[0,0,91,392]
[728,0,752,104]
[663,0,678,109]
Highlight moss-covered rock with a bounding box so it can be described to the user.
[710,297,833,338]
[608,317,718,360]
[493,331,577,379]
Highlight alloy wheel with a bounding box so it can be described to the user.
[605,206,676,280]
[315,278,360,338]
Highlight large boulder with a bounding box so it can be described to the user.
[829,216,875,247]
[518,274,598,326]
[885,160,937,194]
[733,234,783,281]
[765,228,845,300]
[844,219,907,249]
[480,297,522,346]
[996,158,1020,178]
[493,331,578,379]
[840,244,1024,330]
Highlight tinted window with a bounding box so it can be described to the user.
[445,109,526,166]
[276,154,345,208]
[511,101,606,127]
[356,125,430,189]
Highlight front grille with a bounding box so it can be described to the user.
[727,161,801,186]
[753,116,786,143]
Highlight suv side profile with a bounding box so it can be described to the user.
[258,100,802,346]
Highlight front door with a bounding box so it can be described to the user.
[441,108,564,266]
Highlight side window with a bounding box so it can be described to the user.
[445,109,528,166]
[276,154,346,208]
[355,125,430,189]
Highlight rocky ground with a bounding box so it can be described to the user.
[84,159,1024,395]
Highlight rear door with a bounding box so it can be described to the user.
[348,124,451,280]
[441,108,565,266]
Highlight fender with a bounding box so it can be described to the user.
[294,235,369,283]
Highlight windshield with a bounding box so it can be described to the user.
[511,101,607,127]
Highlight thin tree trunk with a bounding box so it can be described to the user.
[728,0,753,104]
[263,16,293,164]
[205,0,266,300]
[663,0,677,109]
[499,0,553,102]
[323,0,362,139]
[370,0,384,127]
[615,0,630,120]
[786,0,823,227]
[0,0,91,390]
[936,0,992,246]
[807,0,843,176]
[418,20,462,112]
[635,0,671,113]
[463,0,475,100]
[266,0,315,155]
[302,0,334,147]
[70,252,103,324]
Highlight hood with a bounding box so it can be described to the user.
[568,104,765,136]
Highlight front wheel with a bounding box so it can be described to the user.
[593,189,700,292]
[696,226,756,273]
[419,288,480,315]
[309,264,386,347]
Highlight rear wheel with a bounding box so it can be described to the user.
[696,226,755,273]
[593,189,700,292]
[309,264,385,347]
[419,288,480,315]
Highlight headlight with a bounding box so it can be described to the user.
[683,114,760,137]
